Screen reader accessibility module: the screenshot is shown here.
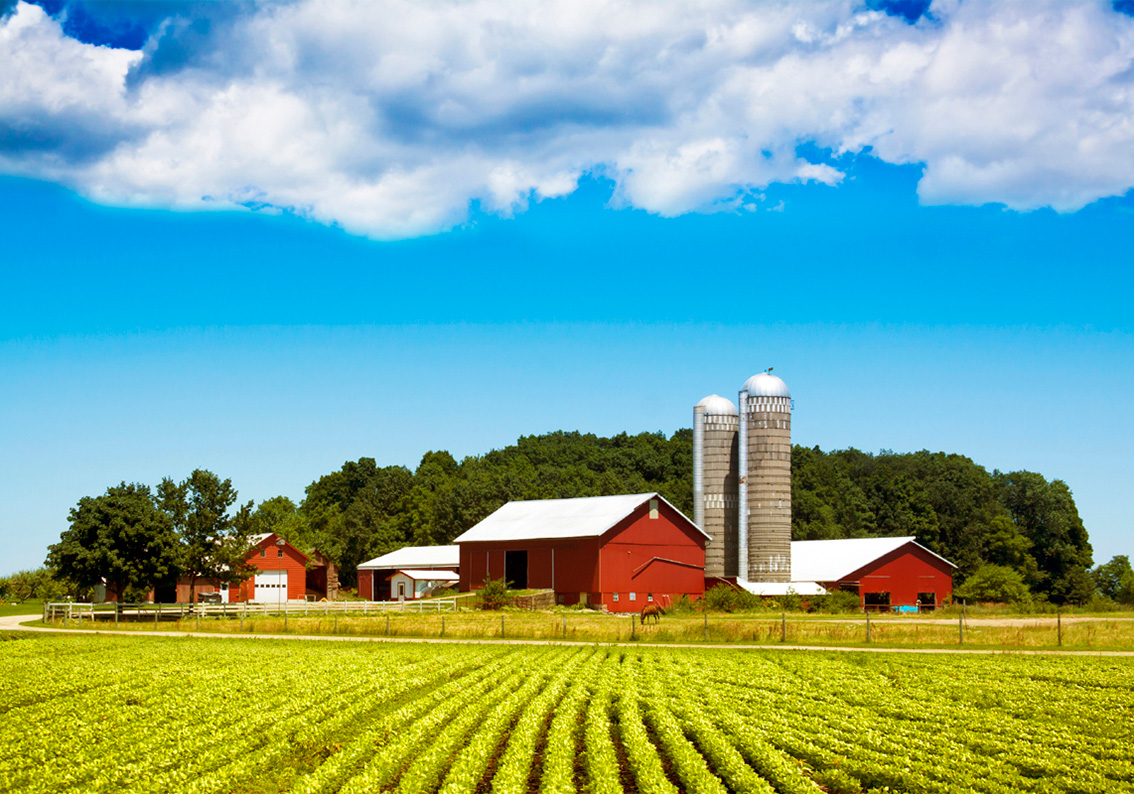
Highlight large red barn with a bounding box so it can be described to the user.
[454,493,709,612]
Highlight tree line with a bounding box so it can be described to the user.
[27,429,1131,607]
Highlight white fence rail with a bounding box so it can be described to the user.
[44,597,464,625]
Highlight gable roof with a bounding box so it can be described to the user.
[453,493,709,543]
[391,569,461,582]
[248,532,309,562]
[358,545,459,570]
[791,536,955,583]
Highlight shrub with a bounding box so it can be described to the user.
[478,576,512,611]
[954,563,1031,604]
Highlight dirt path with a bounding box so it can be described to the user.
[5,613,1134,657]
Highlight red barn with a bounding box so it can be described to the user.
[454,493,709,612]
[229,533,310,604]
[790,536,955,610]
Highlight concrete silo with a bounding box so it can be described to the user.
[693,395,739,578]
[738,372,792,582]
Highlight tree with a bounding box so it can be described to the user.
[1094,556,1134,605]
[157,470,254,602]
[0,567,70,602]
[953,563,1032,604]
[46,483,180,601]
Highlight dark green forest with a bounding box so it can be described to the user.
[250,429,1097,604]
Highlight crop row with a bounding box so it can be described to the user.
[2,636,1133,793]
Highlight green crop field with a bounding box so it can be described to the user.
[1,635,1131,794]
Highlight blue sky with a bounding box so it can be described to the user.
[2,0,1133,575]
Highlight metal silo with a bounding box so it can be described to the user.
[738,372,792,582]
[694,395,739,578]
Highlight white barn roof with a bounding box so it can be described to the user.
[790,536,954,582]
[453,493,708,543]
[358,545,459,570]
[738,581,827,596]
[392,569,460,582]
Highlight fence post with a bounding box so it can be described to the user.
[959,614,964,645]
[631,614,636,639]
[563,616,567,639]
[284,604,288,632]
[386,615,390,635]
[155,604,159,627]
[196,611,200,631]
[115,602,119,629]
[1057,611,1062,646]
[703,611,708,641]
[866,612,871,644]
[781,612,787,643]
[441,615,445,638]
[501,614,505,638]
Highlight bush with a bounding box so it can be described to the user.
[701,584,761,613]
[810,589,862,614]
[478,576,512,611]
[954,563,1032,604]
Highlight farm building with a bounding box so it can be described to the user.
[135,532,336,604]
[228,533,311,604]
[357,545,459,601]
[791,536,955,610]
[388,570,461,600]
[453,492,708,612]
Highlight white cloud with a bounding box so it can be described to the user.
[1,0,1132,238]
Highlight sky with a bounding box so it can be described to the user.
[1,0,1133,576]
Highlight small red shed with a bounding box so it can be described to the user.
[229,532,310,604]
[454,493,709,612]
[791,536,955,610]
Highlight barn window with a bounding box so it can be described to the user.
[649,499,658,519]
[613,593,619,602]
[629,592,636,601]
[864,592,891,612]
[260,548,266,558]
[277,547,284,558]
[647,594,654,603]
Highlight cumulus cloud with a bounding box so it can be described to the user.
[1,0,1132,238]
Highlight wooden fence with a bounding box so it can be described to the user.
[44,596,465,626]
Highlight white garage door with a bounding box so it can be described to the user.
[255,570,288,602]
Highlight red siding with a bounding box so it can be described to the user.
[458,498,706,612]
[837,543,954,609]
[231,534,309,602]
[357,569,374,601]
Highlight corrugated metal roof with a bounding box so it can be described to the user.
[737,581,827,596]
[790,536,954,582]
[453,492,709,543]
[357,545,460,570]
[393,569,460,582]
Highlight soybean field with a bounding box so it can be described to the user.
[1,634,1131,793]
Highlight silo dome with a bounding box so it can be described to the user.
[696,394,739,416]
[741,372,790,399]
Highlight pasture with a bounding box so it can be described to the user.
[1,634,1132,793]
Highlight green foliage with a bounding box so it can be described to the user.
[954,563,1032,604]
[700,584,761,613]
[0,568,71,603]
[810,589,862,614]
[1093,555,1134,605]
[157,469,255,600]
[478,576,512,611]
[46,482,181,601]
[792,446,1094,605]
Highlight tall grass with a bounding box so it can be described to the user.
[39,609,1134,651]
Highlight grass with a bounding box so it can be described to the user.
[0,599,43,617]
[30,608,1134,651]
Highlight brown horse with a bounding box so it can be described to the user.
[641,603,663,625]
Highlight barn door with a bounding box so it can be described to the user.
[255,570,288,603]
[505,550,528,590]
